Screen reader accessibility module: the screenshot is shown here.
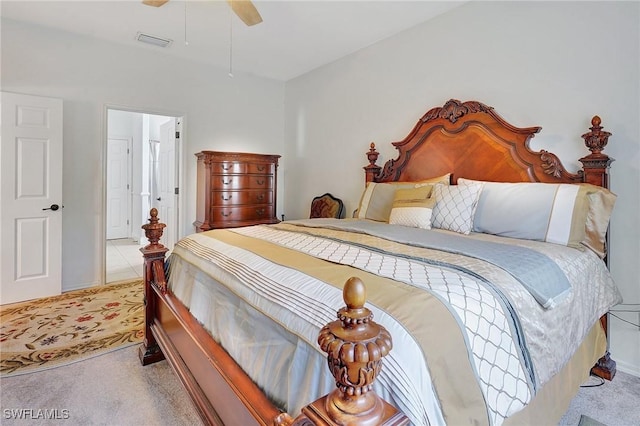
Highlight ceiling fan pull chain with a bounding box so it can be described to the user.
[228,6,234,78]
[184,0,189,46]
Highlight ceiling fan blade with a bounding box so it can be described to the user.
[227,0,263,26]
[142,0,169,7]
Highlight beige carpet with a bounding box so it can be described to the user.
[0,279,144,376]
[0,345,203,426]
[559,371,640,425]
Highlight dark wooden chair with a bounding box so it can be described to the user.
[310,193,344,219]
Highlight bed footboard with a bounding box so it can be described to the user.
[139,208,407,425]
[278,276,409,426]
[138,208,168,367]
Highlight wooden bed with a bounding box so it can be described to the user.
[139,99,618,425]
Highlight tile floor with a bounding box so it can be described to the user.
[106,238,144,283]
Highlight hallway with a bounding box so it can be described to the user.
[106,238,143,283]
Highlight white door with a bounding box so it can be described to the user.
[1,92,63,304]
[158,119,176,249]
[106,138,131,240]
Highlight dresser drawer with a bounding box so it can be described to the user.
[247,163,275,174]
[211,190,273,206]
[210,162,275,175]
[211,205,274,222]
[212,162,247,174]
[211,175,273,190]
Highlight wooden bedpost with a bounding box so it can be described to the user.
[579,116,617,381]
[580,115,614,189]
[278,277,408,426]
[364,143,381,184]
[138,208,168,366]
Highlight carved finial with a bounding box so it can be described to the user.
[150,207,158,221]
[344,276,366,309]
[366,143,379,166]
[142,208,166,250]
[582,115,611,156]
[364,143,382,184]
[579,115,614,188]
[317,277,392,424]
[338,277,373,328]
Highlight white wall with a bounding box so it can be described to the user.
[1,18,285,290]
[283,2,640,374]
[2,1,638,376]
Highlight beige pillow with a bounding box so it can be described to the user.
[583,186,617,258]
[356,174,450,222]
[389,186,436,229]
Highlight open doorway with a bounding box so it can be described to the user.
[105,108,183,284]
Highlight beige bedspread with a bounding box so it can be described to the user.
[167,220,621,425]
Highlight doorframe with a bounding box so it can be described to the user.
[101,104,186,284]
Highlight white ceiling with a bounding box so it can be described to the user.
[1,0,464,81]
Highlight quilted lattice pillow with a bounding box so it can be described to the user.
[431,183,483,234]
[388,186,436,229]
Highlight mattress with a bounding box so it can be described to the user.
[166,219,621,425]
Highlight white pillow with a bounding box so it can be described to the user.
[431,183,483,234]
[388,187,435,229]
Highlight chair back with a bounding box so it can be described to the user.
[310,193,344,219]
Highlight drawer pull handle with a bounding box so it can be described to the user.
[256,208,265,216]
[257,165,265,171]
[221,211,232,217]
[256,194,265,202]
[222,194,232,201]
[221,164,232,171]
[256,179,265,185]
[222,178,232,185]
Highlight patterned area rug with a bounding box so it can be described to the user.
[0,279,144,377]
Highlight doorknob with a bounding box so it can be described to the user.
[42,204,61,211]
[156,197,161,201]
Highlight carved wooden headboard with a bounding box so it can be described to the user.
[362,99,616,381]
[364,99,612,189]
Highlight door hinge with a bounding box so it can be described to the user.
[127,148,130,154]
[127,184,130,190]
[127,219,130,225]
[174,187,179,195]
[175,131,180,139]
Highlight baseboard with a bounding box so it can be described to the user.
[616,360,640,378]
[62,281,100,293]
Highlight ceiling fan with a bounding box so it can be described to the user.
[142,0,263,26]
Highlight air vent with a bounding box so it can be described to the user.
[136,32,173,48]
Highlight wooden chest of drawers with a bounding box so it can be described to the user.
[194,151,280,231]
